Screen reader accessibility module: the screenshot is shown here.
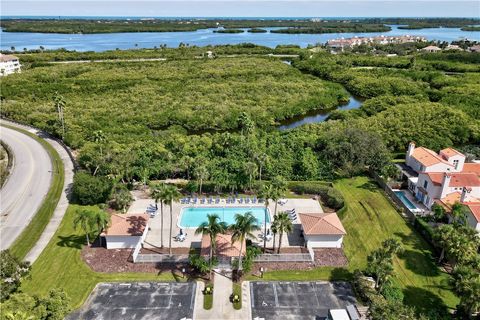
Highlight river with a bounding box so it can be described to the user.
[277,95,363,130]
[1,25,479,52]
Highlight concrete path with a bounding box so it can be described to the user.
[0,124,52,249]
[193,272,251,320]
[0,119,75,263]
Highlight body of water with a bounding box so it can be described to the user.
[1,25,479,52]
[278,95,363,130]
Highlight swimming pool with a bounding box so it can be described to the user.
[394,191,417,211]
[179,207,270,228]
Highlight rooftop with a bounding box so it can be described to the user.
[103,213,149,236]
[425,172,480,187]
[411,147,453,167]
[200,232,246,258]
[466,203,480,223]
[0,54,19,62]
[299,212,346,236]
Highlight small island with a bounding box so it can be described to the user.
[213,29,245,34]
[247,28,268,33]
[271,24,391,34]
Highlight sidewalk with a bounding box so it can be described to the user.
[193,272,251,320]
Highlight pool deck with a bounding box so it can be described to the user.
[127,197,323,250]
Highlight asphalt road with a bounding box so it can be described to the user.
[0,125,52,250]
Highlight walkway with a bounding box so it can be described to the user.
[194,271,251,320]
[0,119,75,263]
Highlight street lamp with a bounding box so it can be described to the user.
[260,267,264,278]
[182,267,186,278]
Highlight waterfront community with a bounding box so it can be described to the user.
[0,13,480,320]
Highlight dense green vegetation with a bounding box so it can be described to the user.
[3,125,65,260]
[271,23,390,34]
[3,18,477,34]
[247,28,267,33]
[461,26,480,31]
[1,48,479,187]
[258,177,459,315]
[213,29,244,33]
[20,205,175,309]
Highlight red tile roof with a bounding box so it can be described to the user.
[439,148,463,159]
[103,214,149,236]
[463,163,480,177]
[465,203,480,223]
[425,172,480,187]
[299,212,346,236]
[200,233,246,258]
[412,147,452,167]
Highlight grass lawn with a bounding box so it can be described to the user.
[21,205,176,309]
[257,176,458,314]
[232,283,242,310]
[2,124,65,260]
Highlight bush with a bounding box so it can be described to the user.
[325,188,344,210]
[71,172,112,205]
[189,254,214,274]
[287,181,344,210]
[380,279,404,302]
[413,217,436,248]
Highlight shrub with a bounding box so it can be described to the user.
[325,188,344,210]
[287,181,344,210]
[380,279,404,302]
[109,185,133,212]
[71,172,112,205]
[189,254,211,274]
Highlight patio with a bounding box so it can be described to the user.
[127,197,323,251]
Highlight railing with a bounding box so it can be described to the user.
[134,253,189,263]
[132,241,142,263]
[254,253,312,262]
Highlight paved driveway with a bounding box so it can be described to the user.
[70,282,196,320]
[250,281,356,320]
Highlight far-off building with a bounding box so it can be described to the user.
[0,54,21,76]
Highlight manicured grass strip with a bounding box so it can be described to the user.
[232,283,242,310]
[203,284,213,310]
[2,124,65,260]
[21,205,175,309]
[255,176,458,314]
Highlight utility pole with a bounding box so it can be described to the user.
[53,92,66,140]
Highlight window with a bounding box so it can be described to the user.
[423,180,428,189]
[453,159,459,170]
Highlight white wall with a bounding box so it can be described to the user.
[0,60,21,76]
[406,157,452,173]
[466,212,480,233]
[105,236,142,249]
[305,235,344,248]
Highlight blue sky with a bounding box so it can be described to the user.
[2,1,479,17]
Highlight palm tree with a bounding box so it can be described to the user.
[195,214,228,279]
[271,217,279,253]
[92,209,111,247]
[73,208,95,246]
[243,162,258,191]
[452,265,480,318]
[150,183,167,247]
[163,185,181,254]
[272,176,287,217]
[231,212,259,272]
[194,165,209,195]
[258,183,274,253]
[274,212,293,254]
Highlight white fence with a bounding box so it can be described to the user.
[254,253,312,263]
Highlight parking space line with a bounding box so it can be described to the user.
[272,282,279,307]
[311,282,320,308]
[189,283,196,309]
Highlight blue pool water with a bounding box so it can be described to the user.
[394,191,417,210]
[179,206,270,228]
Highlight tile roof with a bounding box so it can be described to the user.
[463,163,480,177]
[299,212,346,236]
[449,173,480,187]
[200,233,246,258]
[425,172,480,187]
[465,203,480,223]
[0,54,19,62]
[411,147,452,167]
[104,213,149,236]
[439,148,464,159]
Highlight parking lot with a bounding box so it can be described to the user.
[250,281,356,320]
[70,282,196,320]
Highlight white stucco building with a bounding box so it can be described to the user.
[298,212,346,248]
[103,213,149,249]
[404,142,480,231]
[0,54,21,76]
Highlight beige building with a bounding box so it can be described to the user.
[0,54,21,76]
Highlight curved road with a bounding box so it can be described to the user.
[0,125,53,250]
